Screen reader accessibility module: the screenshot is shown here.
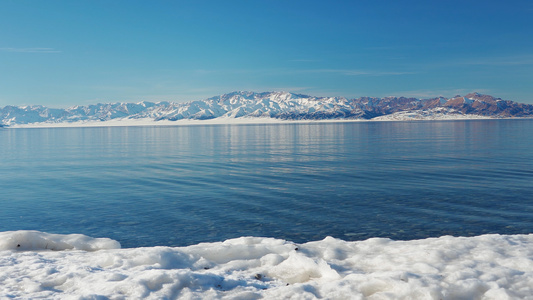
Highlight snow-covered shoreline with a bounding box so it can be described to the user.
[1,231,532,299]
[4,116,346,128]
[3,114,515,129]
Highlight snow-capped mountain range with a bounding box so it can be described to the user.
[1,91,532,126]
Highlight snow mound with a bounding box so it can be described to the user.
[0,230,120,251]
[1,232,533,299]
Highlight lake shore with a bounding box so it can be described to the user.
[4,114,512,129]
[1,230,532,299]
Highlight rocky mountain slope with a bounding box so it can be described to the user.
[1,92,532,126]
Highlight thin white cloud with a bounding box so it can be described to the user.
[0,47,61,53]
[463,55,533,66]
[193,69,218,75]
[269,86,314,93]
[363,45,415,51]
[198,68,412,77]
[422,54,533,69]
[176,68,414,77]
[299,69,415,76]
[389,88,493,99]
[288,59,321,62]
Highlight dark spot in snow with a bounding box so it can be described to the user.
[17,244,20,248]
[255,274,262,280]
[295,247,299,251]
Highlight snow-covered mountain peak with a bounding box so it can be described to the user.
[464,92,501,103]
[1,91,532,126]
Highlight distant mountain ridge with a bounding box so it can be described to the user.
[1,91,532,126]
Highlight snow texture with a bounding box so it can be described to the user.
[1,231,533,299]
[1,91,532,127]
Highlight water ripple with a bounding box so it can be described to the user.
[1,120,533,247]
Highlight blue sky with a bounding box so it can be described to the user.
[1,0,532,107]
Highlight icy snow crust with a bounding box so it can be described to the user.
[1,231,533,299]
[0,231,120,252]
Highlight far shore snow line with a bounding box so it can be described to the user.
[4,116,528,129]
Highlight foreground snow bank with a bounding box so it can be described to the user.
[1,231,533,299]
[0,231,121,251]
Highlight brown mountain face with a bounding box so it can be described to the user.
[436,93,533,117]
[1,92,532,125]
[319,92,533,119]
[348,93,532,118]
[421,97,447,110]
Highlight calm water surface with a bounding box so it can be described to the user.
[1,120,532,247]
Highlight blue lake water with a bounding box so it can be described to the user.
[1,120,533,248]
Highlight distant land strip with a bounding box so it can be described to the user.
[1,91,532,127]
